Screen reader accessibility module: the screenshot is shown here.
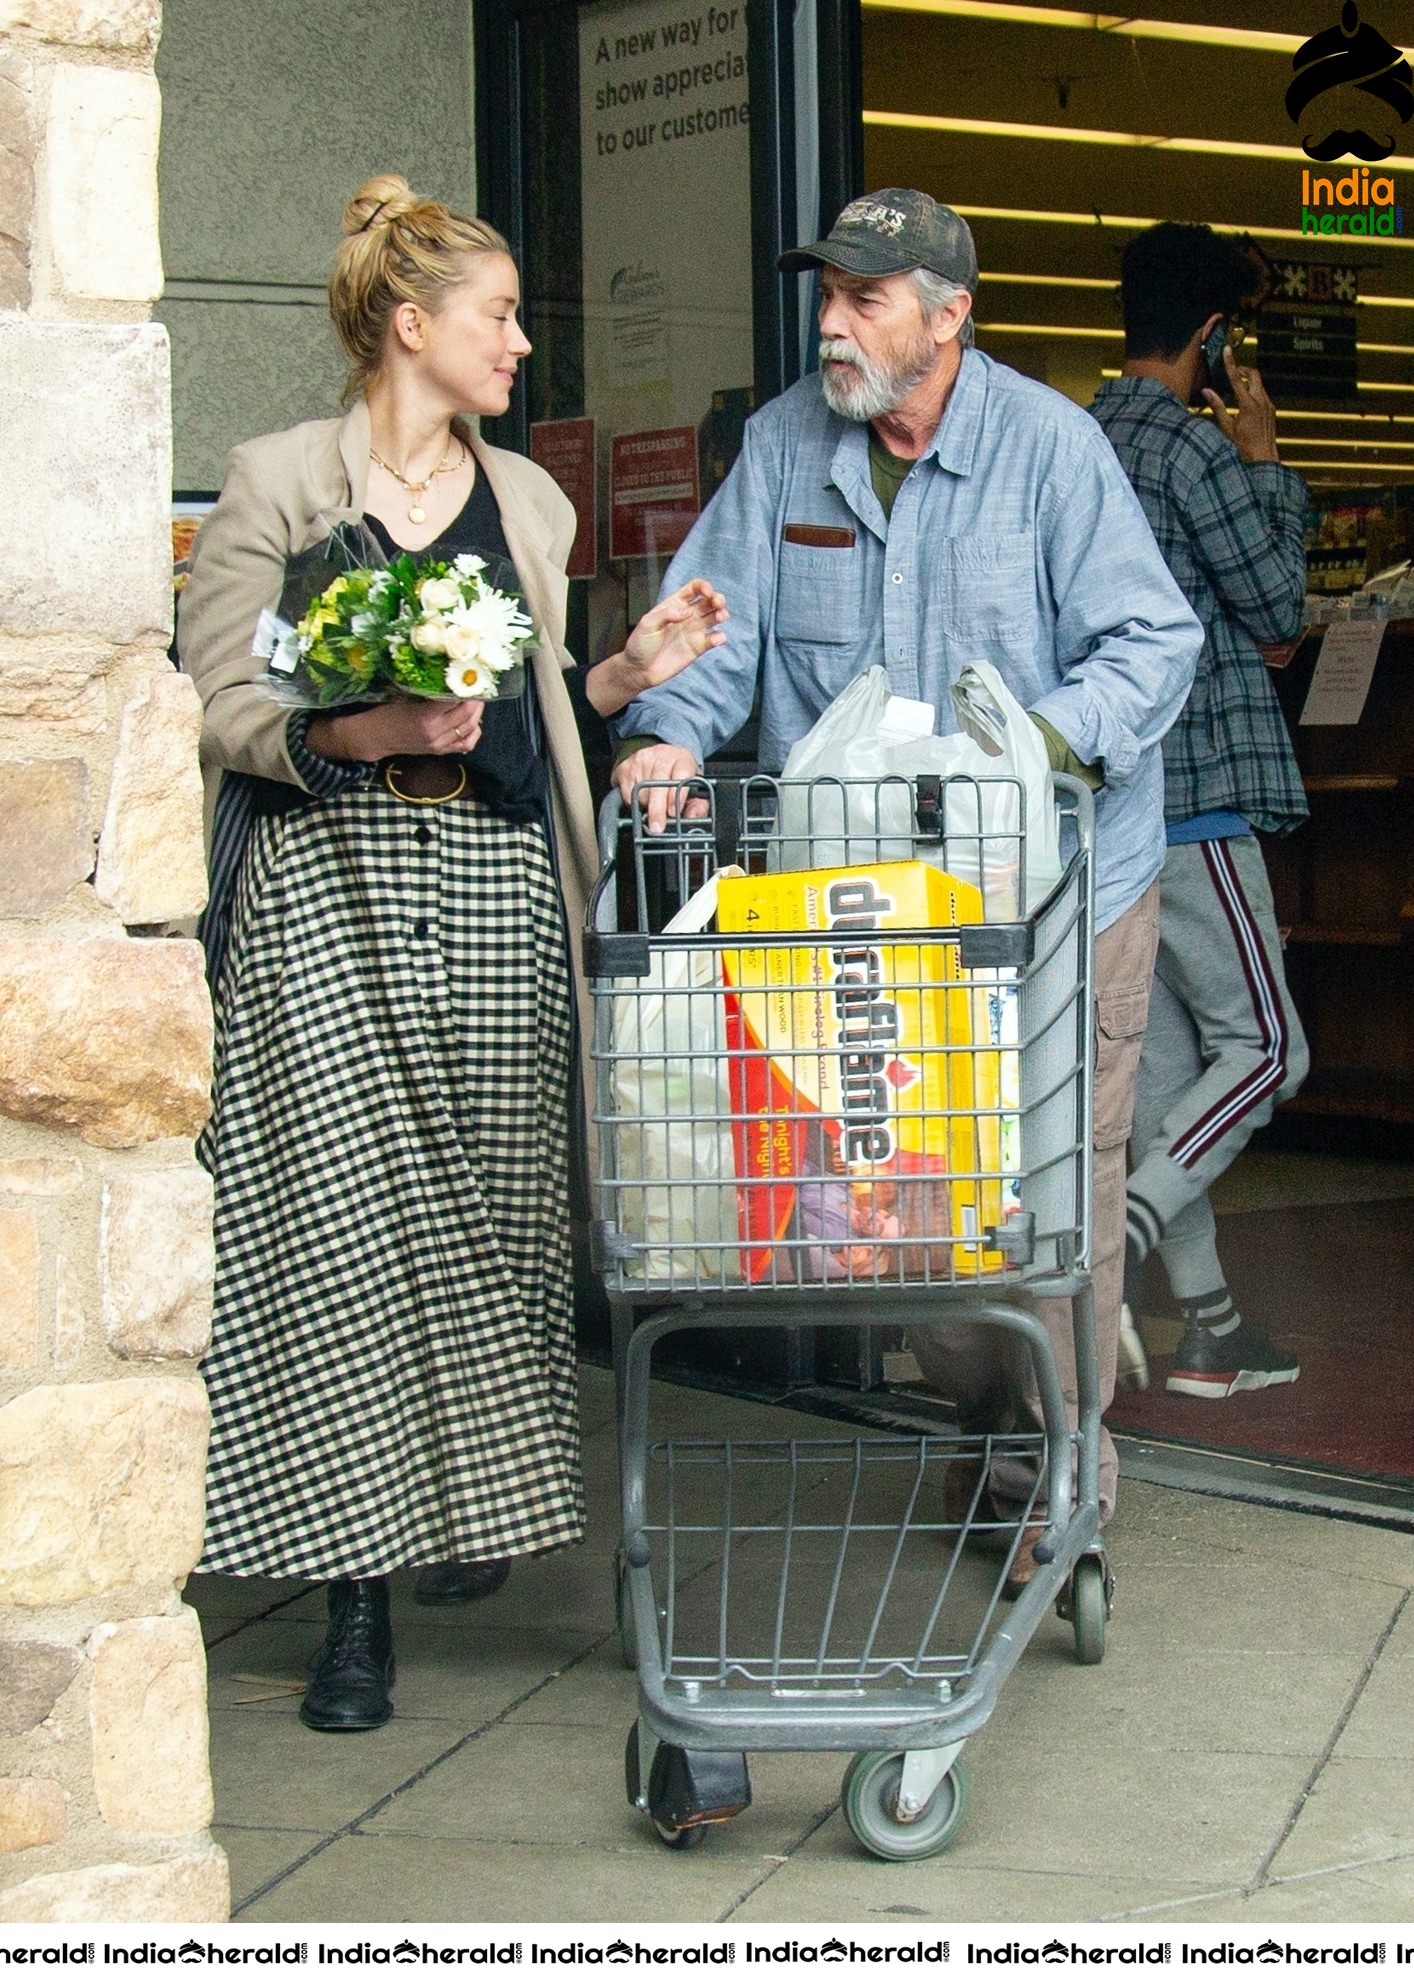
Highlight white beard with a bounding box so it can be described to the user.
[818,330,938,420]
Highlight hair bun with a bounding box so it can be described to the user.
[341,173,418,238]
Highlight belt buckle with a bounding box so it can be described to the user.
[383,759,468,806]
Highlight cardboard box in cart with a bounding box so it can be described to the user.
[716,860,1019,1283]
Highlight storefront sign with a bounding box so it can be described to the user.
[1260,261,1358,407]
[578,0,752,424]
[530,418,598,581]
[609,426,700,560]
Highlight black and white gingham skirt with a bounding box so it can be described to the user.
[198,784,583,1579]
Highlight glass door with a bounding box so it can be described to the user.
[476,0,859,740]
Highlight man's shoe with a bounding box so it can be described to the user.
[1166,1321,1300,1400]
[1117,1302,1149,1392]
[413,1559,511,1606]
[1001,1522,1049,1601]
[942,1457,988,1529]
[300,1577,394,1731]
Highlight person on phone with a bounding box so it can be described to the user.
[1090,221,1308,1400]
[612,190,1202,1584]
[179,173,726,1732]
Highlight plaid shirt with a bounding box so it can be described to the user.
[1089,376,1308,835]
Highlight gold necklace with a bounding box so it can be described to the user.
[368,440,463,524]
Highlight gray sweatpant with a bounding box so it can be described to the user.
[1126,834,1308,1300]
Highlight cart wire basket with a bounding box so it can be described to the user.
[586,772,1110,1861]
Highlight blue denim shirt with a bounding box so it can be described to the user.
[617,349,1201,930]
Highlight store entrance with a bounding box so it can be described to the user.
[489,0,1413,1504]
[477,0,852,743]
[855,0,1414,1504]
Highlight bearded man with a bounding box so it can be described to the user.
[612,190,1200,1570]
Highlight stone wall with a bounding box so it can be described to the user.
[0,0,227,1927]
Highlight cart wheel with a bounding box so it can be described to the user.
[1069,1555,1107,1666]
[614,1557,637,1671]
[652,1817,709,1850]
[841,1750,970,1862]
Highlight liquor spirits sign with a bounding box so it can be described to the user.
[1259,261,1359,407]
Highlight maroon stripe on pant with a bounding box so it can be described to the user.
[1168,839,1288,1171]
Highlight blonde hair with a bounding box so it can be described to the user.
[329,173,512,401]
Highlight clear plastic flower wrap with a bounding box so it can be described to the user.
[253,518,531,707]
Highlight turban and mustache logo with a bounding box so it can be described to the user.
[1286,2,1413,162]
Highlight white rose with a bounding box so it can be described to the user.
[410,618,448,654]
[443,621,483,665]
[418,576,461,612]
[445,654,495,699]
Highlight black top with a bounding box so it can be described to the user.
[365,474,557,820]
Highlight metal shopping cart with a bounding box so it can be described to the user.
[585,771,1107,1861]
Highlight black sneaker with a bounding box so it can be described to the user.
[1166,1321,1300,1400]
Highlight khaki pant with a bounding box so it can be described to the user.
[910,881,1160,1524]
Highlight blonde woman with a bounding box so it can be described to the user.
[179,174,724,1732]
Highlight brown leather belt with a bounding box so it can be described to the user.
[382,755,468,805]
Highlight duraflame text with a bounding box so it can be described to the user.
[717,860,1015,1283]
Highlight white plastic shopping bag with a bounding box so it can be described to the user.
[899,660,1063,915]
[774,662,1061,916]
[775,668,915,869]
[610,867,744,1285]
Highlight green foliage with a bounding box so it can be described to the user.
[263,550,532,710]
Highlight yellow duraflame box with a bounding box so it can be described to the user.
[716,861,1009,1281]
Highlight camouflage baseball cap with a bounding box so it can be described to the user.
[779,188,979,290]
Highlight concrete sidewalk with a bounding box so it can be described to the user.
[192,1363,1414,1927]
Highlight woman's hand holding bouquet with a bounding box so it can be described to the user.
[257,544,532,764]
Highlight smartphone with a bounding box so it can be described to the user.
[1202,322,1234,404]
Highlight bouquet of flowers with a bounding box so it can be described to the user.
[255,524,533,708]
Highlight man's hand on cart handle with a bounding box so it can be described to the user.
[611,744,708,835]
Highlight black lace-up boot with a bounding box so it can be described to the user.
[300,1576,395,1731]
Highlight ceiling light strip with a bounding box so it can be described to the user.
[1102,371,1414,418]
[986,324,1414,356]
[984,277,1414,309]
[1282,460,1414,472]
[977,322,1124,339]
[1273,437,1414,450]
[863,110,1414,175]
[984,272,1117,290]
[858,1,1413,62]
[950,204,1414,252]
[1276,410,1414,425]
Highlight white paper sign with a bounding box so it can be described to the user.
[579,0,752,419]
[1299,618,1384,726]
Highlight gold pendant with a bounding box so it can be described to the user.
[408,504,427,524]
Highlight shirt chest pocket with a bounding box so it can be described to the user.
[775,540,864,646]
[942,530,1035,643]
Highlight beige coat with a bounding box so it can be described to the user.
[177,398,602,1072]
